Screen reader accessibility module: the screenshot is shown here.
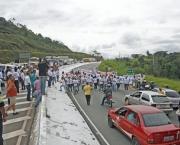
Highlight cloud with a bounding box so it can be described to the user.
[1,0,180,58]
[171,34,180,38]
[121,33,141,47]
[105,16,134,26]
[101,42,116,49]
[154,45,180,53]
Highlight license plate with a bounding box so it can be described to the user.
[160,104,166,108]
[164,136,174,141]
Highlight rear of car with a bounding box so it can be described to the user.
[150,95,173,114]
[165,91,180,108]
[142,112,180,144]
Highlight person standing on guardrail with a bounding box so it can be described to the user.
[5,75,19,115]
[83,82,92,105]
[38,58,49,95]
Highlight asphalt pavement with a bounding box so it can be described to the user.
[72,63,179,145]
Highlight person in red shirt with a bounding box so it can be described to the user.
[6,75,19,115]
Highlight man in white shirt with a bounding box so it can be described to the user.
[59,77,67,93]
[12,67,19,93]
[24,72,31,101]
[20,69,25,90]
[47,68,52,87]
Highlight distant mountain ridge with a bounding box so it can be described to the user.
[0,17,100,63]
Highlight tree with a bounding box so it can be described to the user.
[146,50,150,56]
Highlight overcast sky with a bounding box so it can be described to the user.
[1,0,180,58]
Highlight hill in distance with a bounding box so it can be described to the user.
[0,17,101,63]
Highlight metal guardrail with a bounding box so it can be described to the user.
[38,94,46,145]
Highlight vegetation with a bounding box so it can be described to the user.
[98,51,180,91]
[0,17,102,63]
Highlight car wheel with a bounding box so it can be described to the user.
[132,137,140,145]
[125,98,130,105]
[108,116,114,128]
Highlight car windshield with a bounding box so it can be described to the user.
[143,112,171,127]
[166,91,180,98]
[151,96,170,103]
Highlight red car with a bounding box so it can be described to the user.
[108,105,180,145]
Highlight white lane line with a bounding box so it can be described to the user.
[16,98,35,145]
[3,97,26,102]
[3,130,26,140]
[8,107,33,114]
[5,101,35,107]
[4,116,31,125]
[2,92,27,99]
[71,93,110,145]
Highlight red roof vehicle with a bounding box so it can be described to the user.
[108,105,180,145]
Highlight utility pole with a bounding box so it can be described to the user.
[153,53,154,65]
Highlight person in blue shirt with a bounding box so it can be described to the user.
[30,69,36,96]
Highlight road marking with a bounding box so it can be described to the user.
[4,116,31,125]
[2,92,27,99]
[5,101,35,107]
[8,107,33,114]
[3,96,26,102]
[71,93,110,145]
[3,130,26,140]
[16,98,35,145]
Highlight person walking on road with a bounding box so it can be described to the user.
[0,94,6,144]
[123,76,129,91]
[59,77,67,93]
[33,76,42,107]
[5,75,19,115]
[83,82,92,105]
[25,72,31,101]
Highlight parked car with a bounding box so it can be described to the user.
[152,88,180,108]
[124,91,173,115]
[108,105,180,145]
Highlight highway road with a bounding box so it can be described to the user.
[72,63,179,145]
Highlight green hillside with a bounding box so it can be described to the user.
[0,17,100,63]
[98,52,180,91]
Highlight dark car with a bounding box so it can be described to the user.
[152,88,180,108]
